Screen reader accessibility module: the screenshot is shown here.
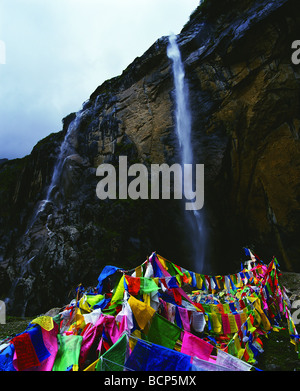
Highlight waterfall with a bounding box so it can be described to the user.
[167,33,206,272]
[167,34,193,165]
[45,111,81,203]
[26,110,83,232]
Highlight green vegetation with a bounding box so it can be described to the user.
[0,316,34,340]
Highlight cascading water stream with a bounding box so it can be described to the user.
[14,109,85,311]
[167,33,206,272]
[26,111,83,232]
[167,35,193,166]
[45,111,81,203]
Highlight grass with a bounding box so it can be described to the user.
[0,316,34,341]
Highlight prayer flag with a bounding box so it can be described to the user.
[97,265,121,293]
[128,295,156,331]
[181,331,213,361]
[96,333,129,371]
[145,343,192,371]
[52,334,83,371]
[12,332,40,371]
[146,313,182,350]
[31,316,54,332]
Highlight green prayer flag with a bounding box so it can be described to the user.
[146,313,182,350]
[172,263,184,276]
[96,333,129,371]
[52,334,83,371]
[165,262,177,276]
[140,277,159,294]
[86,294,105,308]
[102,301,123,315]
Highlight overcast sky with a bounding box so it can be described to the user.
[0,0,199,160]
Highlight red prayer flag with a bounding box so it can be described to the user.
[12,332,40,371]
[126,276,141,296]
[172,288,182,305]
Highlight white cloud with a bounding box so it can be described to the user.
[0,0,199,159]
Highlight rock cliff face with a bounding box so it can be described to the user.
[1,0,300,316]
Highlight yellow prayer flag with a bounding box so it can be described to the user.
[111,275,125,303]
[253,309,262,327]
[210,313,222,334]
[235,274,243,288]
[210,303,221,314]
[236,290,242,300]
[84,359,99,371]
[143,294,151,307]
[228,314,238,333]
[246,317,256,333]
[79,295,92,313]
[128,295,156,330]
[75,307,85,329]
[175,274,182,287]
[223,303,230,314]
[153,277,159,286]
[135,265,142,278]
[31,316,54,331]
[252,298,262,313]
[129,330,142,351]
[157,255,168,271]
[233,333,242,354]
[238,348,245,360]
[240,312,248,325]
[195,273,203,289]
[215,276,223,290]
[290,338,297,346]
[245,342,256,364]
[253,300,271,330]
